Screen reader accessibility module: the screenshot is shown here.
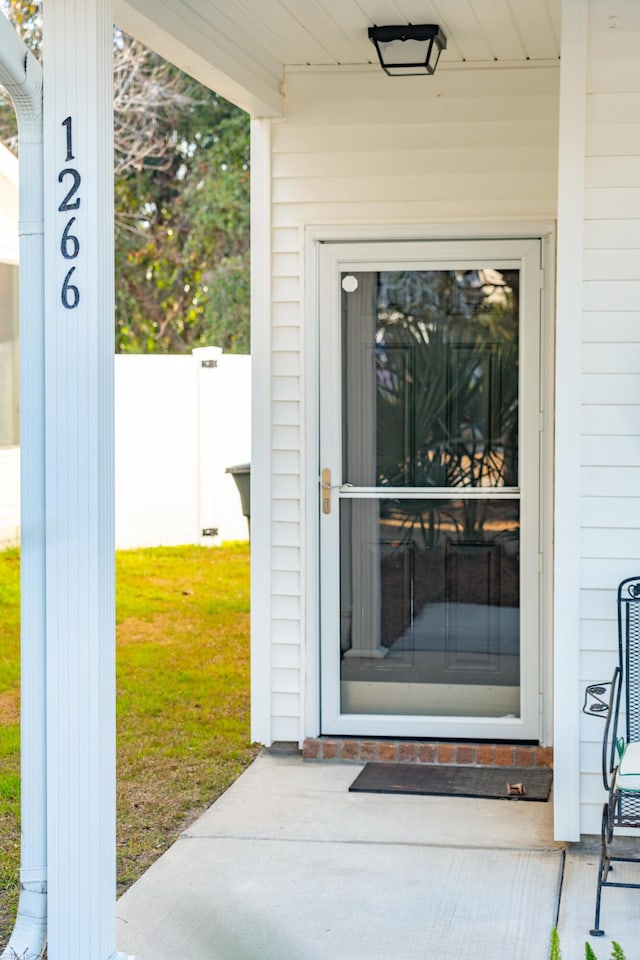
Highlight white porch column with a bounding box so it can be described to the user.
[0,16,47,960]
[553,0,587,842]
[43,2,123,958]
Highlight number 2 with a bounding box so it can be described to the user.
[58,168,81,212]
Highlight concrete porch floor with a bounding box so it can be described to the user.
[115,752,640,960]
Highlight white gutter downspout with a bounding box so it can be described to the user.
[0,13,47,960]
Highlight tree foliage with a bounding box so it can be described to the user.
[114,79,250,354]
[0,1,250,353]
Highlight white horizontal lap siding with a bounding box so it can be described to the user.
[265,63,559,744]
[267,229,304,743]
[579,9,640,836]
[581,497,640,527]
[273,66,559,227]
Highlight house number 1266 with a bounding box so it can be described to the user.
[58,116,81,309]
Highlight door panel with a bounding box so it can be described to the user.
[319,240,541,740]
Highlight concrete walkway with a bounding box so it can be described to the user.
[116,752,640,960]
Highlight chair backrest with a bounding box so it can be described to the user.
[618,576,640,743]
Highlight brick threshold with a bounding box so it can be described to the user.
[303,737,553,768]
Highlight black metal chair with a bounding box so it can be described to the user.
[583,575,640,936]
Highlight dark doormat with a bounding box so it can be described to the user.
[349,763,553,801]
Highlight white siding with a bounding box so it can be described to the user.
[0,152,22,546]
[263,63,559,744]
[0,144,18,265]
[579,5,640,835]
[0,446,19,546]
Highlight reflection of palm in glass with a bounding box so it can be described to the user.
[374,269,519,504]
[380,498,519,552]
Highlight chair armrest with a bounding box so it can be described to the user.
[583,682,613,718]
[583,668,621,791]
[603,667,621,792]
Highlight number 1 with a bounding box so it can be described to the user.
[62,116,74,162]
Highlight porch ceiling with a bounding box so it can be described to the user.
[113,0,561,118]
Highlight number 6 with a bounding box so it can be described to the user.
[61,267,80,309]
[61,217,79,260]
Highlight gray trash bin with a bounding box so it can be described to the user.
[226,463,250,533]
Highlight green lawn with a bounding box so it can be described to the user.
[0,543,257,949]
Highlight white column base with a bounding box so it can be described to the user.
[344,646,388,659]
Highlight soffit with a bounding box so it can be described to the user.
[114,0,561,117]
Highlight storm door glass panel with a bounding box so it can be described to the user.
[340,498,520,717]
[339,268,521,719]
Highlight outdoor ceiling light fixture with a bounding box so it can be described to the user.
[368,23,447,76]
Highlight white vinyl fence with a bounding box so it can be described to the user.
[0,347,251,549]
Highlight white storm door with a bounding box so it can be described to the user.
[318,239,542,740]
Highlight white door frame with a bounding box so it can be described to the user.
[318,238,540,739]
[303,223,555,746]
